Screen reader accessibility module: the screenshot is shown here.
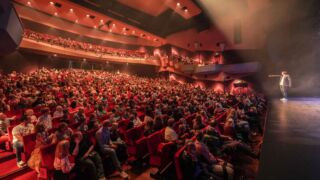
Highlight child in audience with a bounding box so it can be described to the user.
[53,140,75,180]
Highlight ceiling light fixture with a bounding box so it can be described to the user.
[27,1,31,6]
[177,2,181,6]
[86,14,90,18]
[50,2,54,5]
[75,19,79,23]
[69,8,74,12]
[54,12,58,16]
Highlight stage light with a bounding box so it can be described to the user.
[132,30,135,34]
[94,25,97,29]
[75,19,79,23]
[86,14,90,18]
[27,1,31,6]
[53,54,57,57]
[54,12,58,16]
[177,2,181,6]
[69,8,74,13]
[50,2,54,5]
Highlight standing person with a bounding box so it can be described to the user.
[269,71,292,100]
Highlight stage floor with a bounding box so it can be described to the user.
[258,98,320,180]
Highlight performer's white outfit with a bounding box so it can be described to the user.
[279,74,291,99]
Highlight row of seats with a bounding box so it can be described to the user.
[175,111,227,180]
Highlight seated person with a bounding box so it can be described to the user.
[12,115,35,167]
[53,105,64,119]
[25,109,38,124]
[95,120,129,179]
[37,107,53,130]
[53,140,75,180]
[87,113,101,130]
[28,124,53,174]
[53,123,73,143]
[70,131,105,180]
[204,121,259,159]
[164,118,178,143]
[110,123,128,163]
[194,132,234,180]
[0,113,15,145]
[73,107,86,124]
[193,115,205,131]
[153,116,163,131]
[178,124,193,141]
[143,119,154,137]
[181,141,215,180]
[77,118,88,133]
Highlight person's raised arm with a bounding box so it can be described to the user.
[268,75,281,77]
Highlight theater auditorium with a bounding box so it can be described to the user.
[0,0,319,180]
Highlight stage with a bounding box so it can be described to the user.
[258,98,320,180]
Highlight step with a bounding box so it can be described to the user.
[0,157,30,180]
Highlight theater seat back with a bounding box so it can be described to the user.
[175,146,186,180]
[147,129,164,155]
[40,143,57,170]
[22,132,37,160]
[125,124,144,145]
[40,143,57,179]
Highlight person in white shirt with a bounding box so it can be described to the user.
[164,118,178,142]
[37,107,53,130]
[53,105,64,119]
[269,71,292,100]
[12,115,35,167]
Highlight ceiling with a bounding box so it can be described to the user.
[70,0,208,37]
[14,0,273,51]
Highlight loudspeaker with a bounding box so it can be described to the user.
[0,0,23,56]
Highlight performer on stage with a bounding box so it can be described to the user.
[269,71,292,100]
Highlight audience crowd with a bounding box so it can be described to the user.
[23,30,158,61]
[0,68,266,179]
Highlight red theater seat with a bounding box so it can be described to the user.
[39,143,57,180]
[147,129,164,166]
[174,146,186,180]
[22,133,37,161]
[135,136,149,159]
[157,142,176,174]
[125,124,145,155]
